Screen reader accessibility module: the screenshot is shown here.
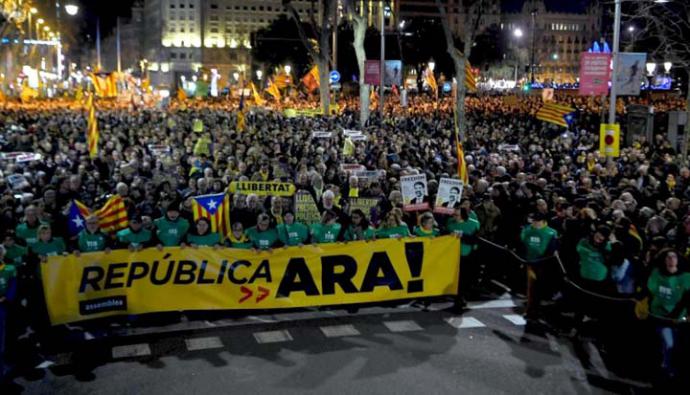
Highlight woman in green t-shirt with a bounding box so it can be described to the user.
[648,249,690,378]
[30,225,67,260]
[227,222,253,249]
[310,210,342,244]
[375,208,410,239]
[277,211,310,247]
[187,218,221,247]
[344,209,375,242]
[414,212,440,238]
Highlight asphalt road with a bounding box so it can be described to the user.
[6,295,659,395]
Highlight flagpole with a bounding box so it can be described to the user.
[608,0,621,125]
[116,17,122,73]
[96,17,102,70]
[379,0,385,116]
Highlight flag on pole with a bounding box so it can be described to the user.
[536,102,575,127]
[91,73,118,98]
[67,200,91,236]
[192,192,231,238]
[237,88,246,132]
[465,60,477,92]
[453,106,469,185]
[274,73,291,89]
[250,82,265,106]
[20,84,38,102]
[424,69,437,93]
[301,65,320,92]
[86,94,99,159]
[177,87,187,101]
[266,79,281,101]
[95,195,129,233]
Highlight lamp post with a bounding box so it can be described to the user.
[56,2,80,80]
[28,7,37,40]
[608,0,621,125]
[513,28,523,84]
[530,9,537,84]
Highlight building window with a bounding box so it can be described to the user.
[210,28,218,33]
[189,3,194,8]
[210,16,219,21]
[180,28,185,32]
[180,53,186,59]
[171,52,177,59]
[179,3,185,8]
[211,3,218,9]
[170,4,175,8]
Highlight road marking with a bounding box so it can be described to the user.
[502,314,527,326]
[468,299,516,310]
[320,324,361,338]
[112,343,151,359]
[254,330,293,344]
[185,336,224,351]
[445,316,486,329]
[383,320,424,333]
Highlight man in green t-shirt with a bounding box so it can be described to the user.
[116,216,153,250]
[520,212,558,319]
[245,214,279,250]
[277,211,309,247]
[76,215,111,254]
[2,232,27,267]
[310,210,342,244]
[15,205,45,249]
[154,202,190,247]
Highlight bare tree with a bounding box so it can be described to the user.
[435,0,485,141]
[343,0,370,126]
[283,0,337,115]
[632,1,690,163]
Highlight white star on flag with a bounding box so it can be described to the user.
[72,216,84,229]
[206,199,218,211]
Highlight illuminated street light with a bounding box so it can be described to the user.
[428,60,435,71]
[30,7,38,14]
[513,28,523,38]
[37,18,44,24]
[646,62,657,76]
[256,70,263,80]
[284,65,291,75]
[664,61,672,73]
[65,4,79,16]
[233,72,240,82]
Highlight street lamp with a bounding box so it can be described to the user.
[646,62,657,76]
[233,72,240,82]
[627,26,635,33]
[513,28,523,38]
[30,7,38,14]
[65,4,79,16]
[284,65,291,75]
[256,70,263,80]
[428,60,436,72]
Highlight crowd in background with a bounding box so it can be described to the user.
[1,91,690,384]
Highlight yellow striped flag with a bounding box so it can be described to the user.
[86,94,99,159]
[301,65,320,92]
[274,73,291,89]
[453,105,469,185]
[192,193,231,239]
[266,79,281,101]
[536,102,574,128]
[177,87,187,101]
[96,195,129,233]
[465,61,477,92]
[424,69,437,93]
[20,84,38,102]
[250,82,265,106]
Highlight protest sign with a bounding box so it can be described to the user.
[434,178,464,215]
[229,181,296,197]
[401,174,429,212]
[294,190,321,224]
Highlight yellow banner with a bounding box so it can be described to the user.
[41,237,460,325]
[599,123,620,157]
[229,181,296,196]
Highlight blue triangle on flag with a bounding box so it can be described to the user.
[192,193,226,216]
[67,201,87,236]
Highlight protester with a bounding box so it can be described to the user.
[186,218,221,247]
[520,212,559,319]
[276,211,309,246]
[245,213,279,251]
[116,215,153,250]
[154,201,190,247]
[76,215,111,254]
[343,209,375,241]
[310,210,342,244]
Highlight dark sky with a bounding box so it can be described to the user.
[503,0,592,14]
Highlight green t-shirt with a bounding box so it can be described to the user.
[520,225,558,262]
[245,227,279,250]
[376,225,410,239]
[78,230,108,252]
[117,228,153,248]
[154,217,190,246]
[277,223,310,246]
[15,221,45,248]
[343,225,375,241]
[0,263,17,297]
[447,218,481,256]
[413,226,440,238]
[187,232,221,246]
[310,223,342,244]
[30,237,66,257]
[3,244,27,266]
[647,268,690,318]
[576,239,609,281]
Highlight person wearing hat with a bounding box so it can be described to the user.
[277,211,309,247]
[520,211,559,319]
[116,215,153,251]
[310,210,342,244]
[76,215,111,254]
[245,213,279,251]
[154,200,190,247]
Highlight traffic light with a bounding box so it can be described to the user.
[599,123,620,157]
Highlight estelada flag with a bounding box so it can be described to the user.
[95,195,128,233]
[536,102,575,128]
[192,192,231,239]
[301,66,320,93]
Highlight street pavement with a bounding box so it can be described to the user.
[8,295,656,395]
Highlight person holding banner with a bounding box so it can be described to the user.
[76,215,112,254]
[116,215,153,251]
[246,214,279,251]
[276,211,309,247]
[310,210,342,244]
[186,218,221,248]
[29,225,67,259]
[446,207,481,301]
[343,209,375,241]
[154,201,190,248]
[227,222,253,249]
[376,209,411,239]
[414,212,440,238]
[14,205,44,249]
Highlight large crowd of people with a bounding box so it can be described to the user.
[1,90,689,385]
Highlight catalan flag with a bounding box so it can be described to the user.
[86,94,99,159]
[91,73,117,98]
[96,195,129,233]
[453,106,469,185]
[301,65,320,93]
[237,88,246,132]
[536,102,575,128]
[250,82,265,106]
[266,78,281,101]
[67,200,92,237]
[465,60,477,92]
[177,87,187,101]
[192,192,231,239]
[424,69,437,93]
[274,73,291,89]
[20,84,38,103]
